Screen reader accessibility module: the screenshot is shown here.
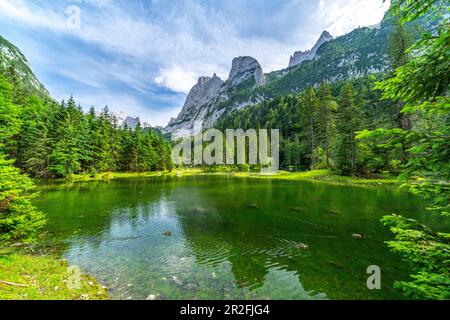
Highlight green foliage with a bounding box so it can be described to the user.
[217,76,398,175]
[364,1,450,299]
[0,74,45,242]
[0,75,20,145]
[382,215,450,299]
[334,83,362,175]
[388,0,447,23]
[388,16,413,71]
[377,27,449,104]
[0,93,173,178]
[317,83,337,168]
[0,154,45,242]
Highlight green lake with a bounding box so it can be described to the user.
[34,176,438,300]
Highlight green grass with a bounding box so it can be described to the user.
[233,170,399,187]
[55,168,204,182]
[0,247,108,300]
[36,168,399,188]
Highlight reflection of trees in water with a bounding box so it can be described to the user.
[171,177,420,299]
[41,176,427,299]
[41,178,175,246]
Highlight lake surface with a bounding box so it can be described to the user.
[35,175,437,300]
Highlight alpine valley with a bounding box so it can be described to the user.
[0,0,449,302]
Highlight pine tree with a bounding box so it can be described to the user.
[335,83,361,175]
[48,96,83,177]
[300,86,319,169]
[0,74,45,242]
[317,83,336,168]
[388,16,413,129]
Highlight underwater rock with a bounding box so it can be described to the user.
[297,243,309,250]
[172,276,183,286]
[328,260,344,269]
[185,283,199,290]
[163,231,172,237]
[193,207,206,215]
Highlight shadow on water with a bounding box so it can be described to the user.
[34,175,445,300]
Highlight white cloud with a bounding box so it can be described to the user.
[317,0,390,36]
[154,65,198,94]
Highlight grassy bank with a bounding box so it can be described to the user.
[233,170,399,187]
[0,247,108,300]
[43,168,399,188]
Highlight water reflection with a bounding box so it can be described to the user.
[35,176,434,300]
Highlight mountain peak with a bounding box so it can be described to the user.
[228,56,266,87]
[320,30,333,39]
[289,30,334,68]
[179,74,224,116]
[122,116,140,130]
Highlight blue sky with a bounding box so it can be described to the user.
[0,0,390,126]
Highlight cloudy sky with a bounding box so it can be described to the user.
[0,0,390,126]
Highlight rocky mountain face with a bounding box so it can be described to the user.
[0,35,48,98]
[228,56,266,87]
[165,16,407,135]
[289,31,333,68]
[121,116,140,130]
[166,56,266,135]
[167,74,224,131]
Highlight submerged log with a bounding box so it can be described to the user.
[192,208,206,215]
[297,243,309,250]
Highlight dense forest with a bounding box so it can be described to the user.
[0,73,173,178]
[216,76,402,175]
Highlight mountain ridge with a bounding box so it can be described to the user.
[166,56,267,135]
[163,12,425,135]
[289,30,334,68]
[0,35,49,98]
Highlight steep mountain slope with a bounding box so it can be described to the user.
[289,30,333,68]
[0,35,48,98]
[121,116,141,130]
[165,16,404,134]
[166,56,266,134]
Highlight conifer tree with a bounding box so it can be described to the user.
[335,83,361,175]
[317,83,336,168]
[0,74,45,242]
[300,87,319,169]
